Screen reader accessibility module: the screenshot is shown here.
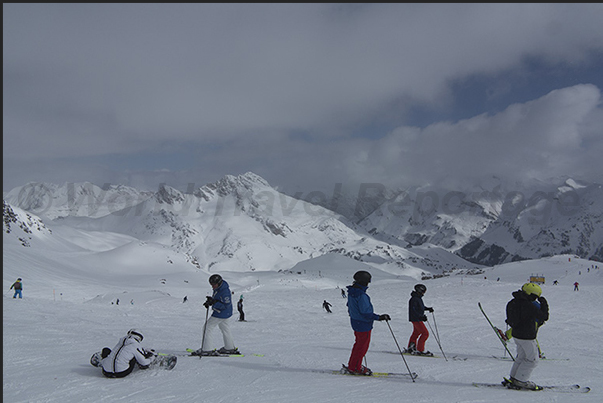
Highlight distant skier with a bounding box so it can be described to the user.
[237,295,245,321]
[406,284,434,356]
[94,329,156,378]
[341,289,346,298]
[574,282,579,291]
[183,295,188,303]
[344,270,390,375]
[323,300,332,313]
[194,274,239,355]
[504,283,549,390]
[10,278,23,299]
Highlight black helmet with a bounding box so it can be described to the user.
[414,284,427,294]
[209,274,223,286]
[353,270,372,286]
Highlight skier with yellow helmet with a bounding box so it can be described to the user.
[503,282,549,390]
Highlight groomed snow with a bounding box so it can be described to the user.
[4,248,601,402]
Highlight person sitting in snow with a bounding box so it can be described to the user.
[344,270,390,375]
[94,329,156,378]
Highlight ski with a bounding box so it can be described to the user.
[477,302,515,360]
[473,381,590,393]
[491,355,569,361]
[314,367,417,379]
[184,348,264,357]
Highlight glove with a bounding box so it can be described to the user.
[426,307,434,313]
[203,296,215,308]
[143,349,156,358]
[378,314,391,321]
[421,315,428,322]
[537,296,548,306]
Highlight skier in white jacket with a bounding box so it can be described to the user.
[100,329,155,378]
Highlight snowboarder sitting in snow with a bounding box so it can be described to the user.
[504,283,549,390]
[323,300,332,313]
[10,278,23,299]
[345,270,390,375]
[95,329,156,378]
[407,284,434,356]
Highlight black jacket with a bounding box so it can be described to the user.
[506,290,549,340]
[408,291,427,322]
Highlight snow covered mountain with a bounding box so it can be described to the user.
[314,178,603,266]
[3,181,154,220]
[3,173,479,282]
[457,179,603,265]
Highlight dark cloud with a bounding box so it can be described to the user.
[4,4,603,192]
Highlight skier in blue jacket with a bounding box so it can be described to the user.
[196,274,239,355]
[344,270,390,375]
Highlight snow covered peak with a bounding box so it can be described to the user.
[3,200,52,247]
[155,184,185,204]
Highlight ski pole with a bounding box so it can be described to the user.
[426,318,448,361]
[199,305,210,360]
[385,320,416,382]
[430,310,441,342]
[430,311,447,361]
[536,338,545,359]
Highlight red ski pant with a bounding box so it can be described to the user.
[408,321,429,352]
[348,330,372,372]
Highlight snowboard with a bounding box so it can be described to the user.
[90,350,177,370]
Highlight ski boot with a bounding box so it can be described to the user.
[505,377,541,391]
[218,347,240,355]
[191,349,220,356]
[341,364,372,376]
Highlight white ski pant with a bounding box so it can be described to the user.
[201,316,235,350]
[510,338,539,382]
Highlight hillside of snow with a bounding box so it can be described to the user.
[4,239,601,403]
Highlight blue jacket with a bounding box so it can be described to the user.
[211,280,233,318]
[347,284,379,332]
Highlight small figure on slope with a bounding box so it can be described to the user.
[406,284,434,356]
[343,270,390,375]
[237,295,245,321]
[503,282,549,390]
[10,278,23,299]
[323,300,332,313]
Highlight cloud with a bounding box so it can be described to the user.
[3,4,603,192]
[349,84,603,189]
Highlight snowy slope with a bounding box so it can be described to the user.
[4,239,601,403]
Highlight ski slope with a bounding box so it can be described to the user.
[4,248,601,402]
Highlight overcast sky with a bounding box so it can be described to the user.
[4,3,603,194]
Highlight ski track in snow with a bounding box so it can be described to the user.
[4,250,602,402]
